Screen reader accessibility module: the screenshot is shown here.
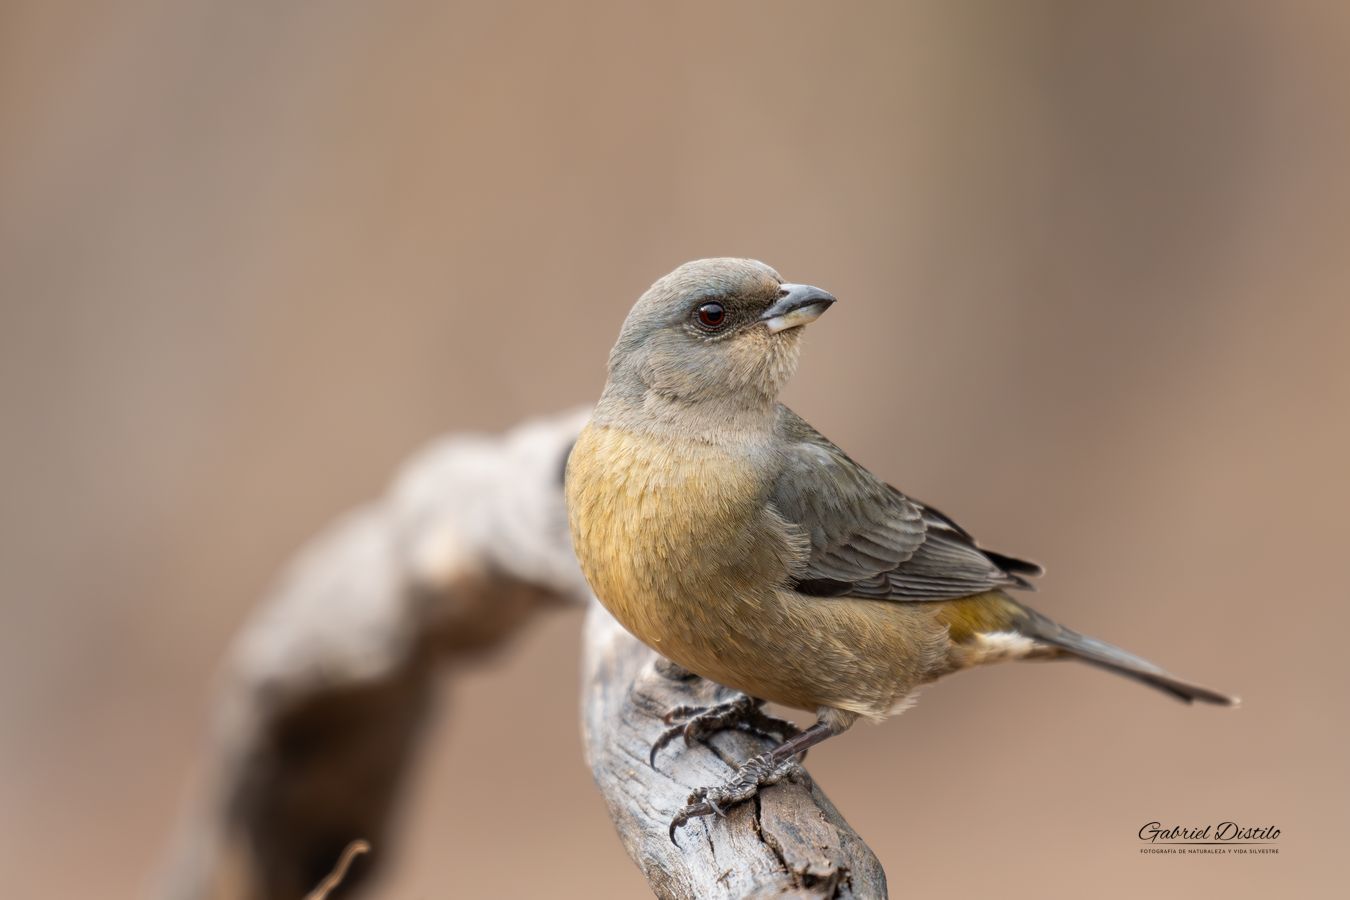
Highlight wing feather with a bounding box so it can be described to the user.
[772,406,1042,601]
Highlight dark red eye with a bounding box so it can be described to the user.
[696,302,726,329]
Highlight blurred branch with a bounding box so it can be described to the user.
[583,599,888,899]
[159,410,592,900]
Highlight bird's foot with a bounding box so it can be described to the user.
[668,752,805,844]
[649,694,801,768]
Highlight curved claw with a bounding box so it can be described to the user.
[668,800,716,846]
[648,721,689,768]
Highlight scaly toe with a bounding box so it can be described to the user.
[650,694,775,768]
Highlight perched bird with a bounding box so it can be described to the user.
[565,258,1235,839]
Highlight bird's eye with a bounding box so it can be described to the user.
[695,302,726,330]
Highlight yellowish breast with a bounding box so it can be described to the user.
[565,423,797,667]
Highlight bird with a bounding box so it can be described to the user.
[564,258,1236,841]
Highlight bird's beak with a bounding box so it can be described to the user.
[760,284,837,333]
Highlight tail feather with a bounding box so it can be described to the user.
[1019,611,1238,706]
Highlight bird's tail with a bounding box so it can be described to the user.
[1017,606,1238,706]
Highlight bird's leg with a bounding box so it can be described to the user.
[649,692,801,768]
[669,717,843,844]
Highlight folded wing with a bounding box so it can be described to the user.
[772,406,1042,601]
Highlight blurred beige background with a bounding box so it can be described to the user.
[2,1,1348,897]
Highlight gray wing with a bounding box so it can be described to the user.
[772,407,1042,601]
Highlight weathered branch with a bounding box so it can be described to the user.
[583,599,888,899]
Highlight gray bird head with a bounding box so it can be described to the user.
[601,259,836,416]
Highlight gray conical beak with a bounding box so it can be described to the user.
[760,284,837,333]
